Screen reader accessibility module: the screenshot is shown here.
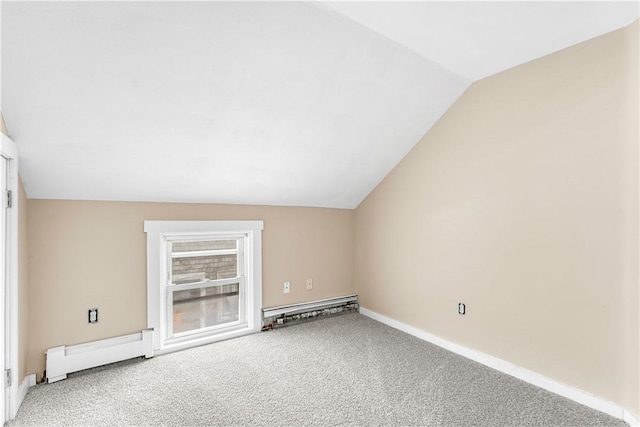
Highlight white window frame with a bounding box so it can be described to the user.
[144,221,263,354]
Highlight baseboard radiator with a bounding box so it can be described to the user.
[46,329,154,383]
[262,294,358,329]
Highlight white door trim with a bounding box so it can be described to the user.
[0,133,19,420]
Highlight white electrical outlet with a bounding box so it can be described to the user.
[306,278,313,290]
[88,308,98,324]
[284,281,290,294]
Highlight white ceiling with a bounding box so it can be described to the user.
[321,1,640,81]
[2,1,638,209]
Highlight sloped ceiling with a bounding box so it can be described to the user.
[2,1,638,209]
[321,1,639,80]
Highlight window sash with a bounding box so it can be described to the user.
[165,235,247,341]
[166,276,246,341]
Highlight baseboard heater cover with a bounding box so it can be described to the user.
[262,294,358,328]
[46,329,154,383]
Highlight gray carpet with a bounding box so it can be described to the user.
[9,312,627,426]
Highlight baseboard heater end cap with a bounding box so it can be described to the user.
[142,328,154,359]
[45,346,68,383]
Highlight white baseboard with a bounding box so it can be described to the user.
[12,373,36,419]
[359,307,637,425]
[625,410,640,427]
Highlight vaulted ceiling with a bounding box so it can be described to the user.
[2,1,638,209]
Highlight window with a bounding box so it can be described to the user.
[169,237,243,337]
[145,221,263,353]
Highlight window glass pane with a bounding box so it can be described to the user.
[172,240,236,252]
[172,283,239,334]
[172,254,237,284]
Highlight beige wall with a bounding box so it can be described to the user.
[27,200,354,379]
[355,21,639,418]
[18,178,29,384]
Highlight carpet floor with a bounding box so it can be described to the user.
[9,312,627,426]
